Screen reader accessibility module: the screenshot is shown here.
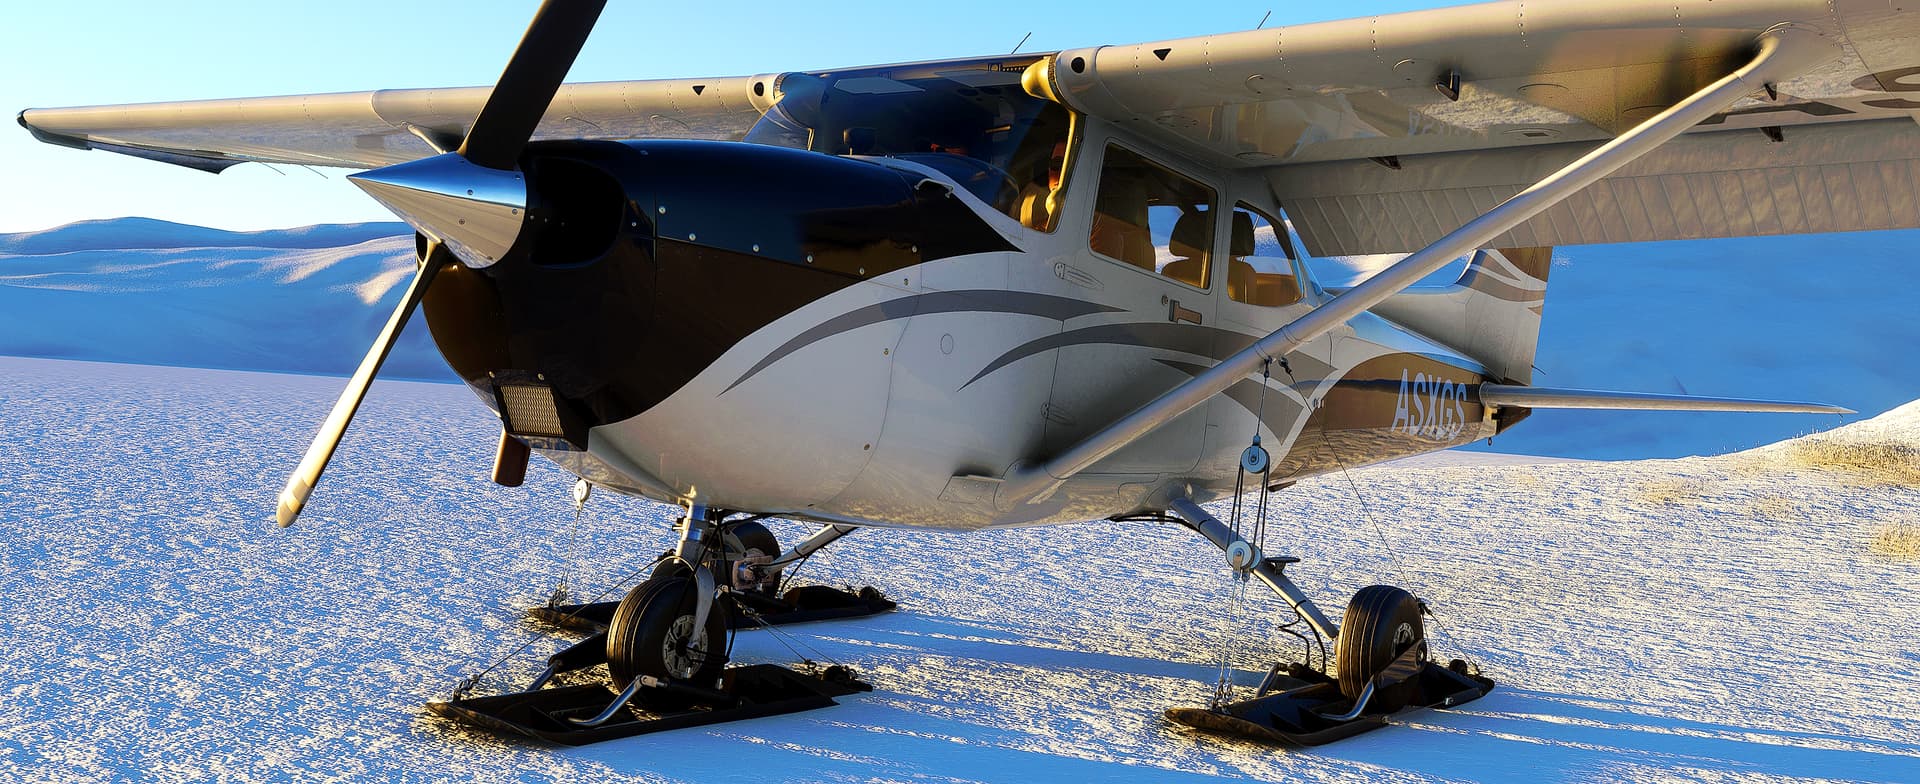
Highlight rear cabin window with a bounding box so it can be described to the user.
[1226,205,1303,307]
[1088,144,1215,290]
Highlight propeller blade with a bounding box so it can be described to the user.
[274,243,451,528]
[458,0,610,170]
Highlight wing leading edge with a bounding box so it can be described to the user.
[19,75,776,171]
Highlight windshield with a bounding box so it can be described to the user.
[747,61,1072,228]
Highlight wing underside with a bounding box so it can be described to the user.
[1034,0,1920,253]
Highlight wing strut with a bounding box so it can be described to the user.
[997,27,1838,506]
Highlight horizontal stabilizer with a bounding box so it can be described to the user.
[1477,384,1852,415]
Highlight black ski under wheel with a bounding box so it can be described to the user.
[1335,585,1426,711]
[606,574,729,702]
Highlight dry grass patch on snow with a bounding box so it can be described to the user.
[1783,439,1920,486]
[1871,523,1920,560]
[1639,477,1711,505]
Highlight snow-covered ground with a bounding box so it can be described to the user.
[2,356,1914,782]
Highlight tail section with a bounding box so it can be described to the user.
[1369,246,1552,384]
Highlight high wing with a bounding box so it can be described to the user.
[1033,0,1920,254]
[15,53,1039,173]
[21,1,1920,254]
[19,75,777,171]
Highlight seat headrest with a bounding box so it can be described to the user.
[1170,211,1211,258]
[1231,211,1256,257]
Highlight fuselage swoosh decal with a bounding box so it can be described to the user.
[723,290,1125,394]
[964,322,1344,390]
[1156,359,1310,442]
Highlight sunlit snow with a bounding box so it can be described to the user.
[1,357,1913,782]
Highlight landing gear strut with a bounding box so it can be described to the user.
[429,505,893,745]
[1163,498,1493,745]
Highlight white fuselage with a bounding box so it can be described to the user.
[523,119,1495,531]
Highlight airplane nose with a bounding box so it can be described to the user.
[348,153,528,269]
[419,138,1017,450]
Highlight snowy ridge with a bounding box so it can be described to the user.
[0,217,406,255]
[1744,398,1920,451]
[0,219,446,380]
[0,356,1913,782]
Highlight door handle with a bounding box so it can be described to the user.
[1167,298,1203,325]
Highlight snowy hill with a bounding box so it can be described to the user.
[2,217,1917,457]
[0,217,406,255]
[1,356,1913,782]
[0,217,448,381]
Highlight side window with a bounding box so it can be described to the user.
[1088,144,1215,290]
[1226,205,1303,307]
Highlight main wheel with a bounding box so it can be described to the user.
[649,523,783,592]
[1335,585,1426,711]
[606,575,729,701]
[723,520,782,594]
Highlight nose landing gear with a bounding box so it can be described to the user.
[429,506,890,745]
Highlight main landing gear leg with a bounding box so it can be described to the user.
[1163,498,1494,746]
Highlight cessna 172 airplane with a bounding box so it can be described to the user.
[20,0,1918,746]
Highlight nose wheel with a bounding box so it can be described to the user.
[607,574,730,707]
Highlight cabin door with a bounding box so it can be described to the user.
[1039,138,1222,475]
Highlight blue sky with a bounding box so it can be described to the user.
[2,0,1456,233]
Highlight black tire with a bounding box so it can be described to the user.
[723,520,781,594]
[649,554,691,583]
[652,523,781,589]
[728,520,780,561]
[606,575,729,700]
[1335,585,1426,709]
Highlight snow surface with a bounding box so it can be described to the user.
[2,356,1915,782]
[5,218,1917,459]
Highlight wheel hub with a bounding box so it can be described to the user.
[660,615,709,680]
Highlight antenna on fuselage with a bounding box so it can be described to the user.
[1256,11,1271,29]
[1011,32,1032,54]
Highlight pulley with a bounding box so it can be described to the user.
[1225,540,1256,573]
[572,478,593,510]
[1240,442,1271,475]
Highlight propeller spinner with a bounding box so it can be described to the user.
[274,0,609,528]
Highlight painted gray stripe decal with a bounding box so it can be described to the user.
[1459,270,1546,303]
[724,290,1125,393]
[1156,359,1307,441]
[965,323,1340,389]
[964,323,1223,389]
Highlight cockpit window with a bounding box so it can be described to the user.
[1088,144,1215,290]
[745,65,1072,231]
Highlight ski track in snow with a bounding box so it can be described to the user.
[1,356,1915,783]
